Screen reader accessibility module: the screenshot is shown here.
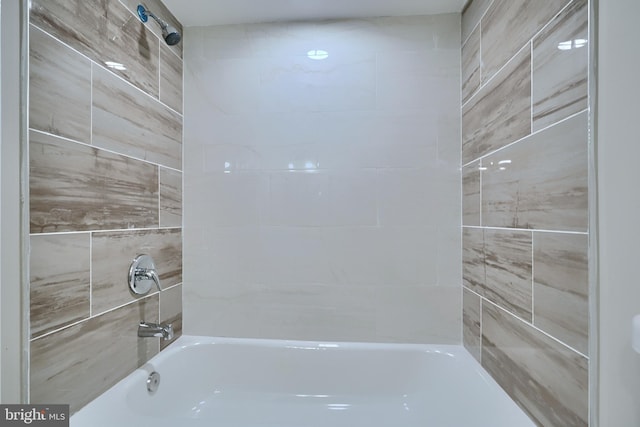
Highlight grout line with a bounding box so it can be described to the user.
[479,294,483,365]
[90,63,94,145]
[461,0,495,47]
[89,232,93,318]
[30,227,182,237]
[158,165,163,227]
[531,231,535,325]
[461,108,589,168]
[530,41,534,132]
[478,158,483,225]
[462,225,588,235]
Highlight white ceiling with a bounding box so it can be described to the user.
[162,0,467,27]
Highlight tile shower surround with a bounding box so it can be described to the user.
[28,0,183,414]
[462,0,589,426]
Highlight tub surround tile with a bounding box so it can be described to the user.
[481,0,571,83]
[160,168,182,228]
[29,25,91,143]
[463,288,482,363]
[462,47,531,165]
[92,65,183,170]
[482,302,588,426]
[462,25,481,104]
[29,131,159,233]
[30,296,159,414]
[30,0,160,97]
[462,0,492,42]
[160,284,182,350]
[534,232,589,355]
[463,162,481,225]
[482,112,588,231]
[160,45,183,113]
[30,233,91,338]
[92,229,182,315]
[463,227,485,292]
[532,0,588,131]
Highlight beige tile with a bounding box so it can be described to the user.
[483,229,533,321]
[482,111,588,231]
[160,45,183,113]
[30,295,159,414]
[463,287,482,363]
[462,25,481,104]
[92,228,182,315]
[30,0,160,97]
[462,227,485,292]
[534,232,588,355]
[92,65,183,170]
[160,284,182,350]
[481,0,571,83]
[118,0,183,58]
[463,162,481,225]
[160,168,182,228]
[30,233,90,338]
[533,0,588,131]
[29,131,159,233]
[462,0,492,42]
[482,302,588,426]
[462,46,531,164]
[29,25,91,143]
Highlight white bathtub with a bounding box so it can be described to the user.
[71,335,535,427]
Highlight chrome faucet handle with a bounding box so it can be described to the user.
[129,254,162,295]
[163,323,174,341]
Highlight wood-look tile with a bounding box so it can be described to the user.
[118,0,183,58]
[30,0,160,97]
[30,295,159,414]
[533,0,588,131]
[29,25,91,143]
[463,227,485,292]
[92,229,182,315]
[463,287,482,363]
[462,25,481,104]
[92,65,182,170]
[462,0,492,42]
[482,112,588,231]
[29,131,159,233]
[462,47,531,164]
[160,45,183,113]
[160,168,182,228]
[483,229,533,321]
[463,162,481,225]
[481,0,571,83]
[30,233,90,338]
[534,232,588,355]
[482,302,588,426]
[160,284,182,350]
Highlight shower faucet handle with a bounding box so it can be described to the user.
[128,254,162,295]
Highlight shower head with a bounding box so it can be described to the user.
[137,4,181,46]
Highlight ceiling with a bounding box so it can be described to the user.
[162,0,467,27]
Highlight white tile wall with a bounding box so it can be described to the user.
[184,14,462,343]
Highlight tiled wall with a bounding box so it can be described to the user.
[461,0,589,425]
[27,0,183,413]
[183,16,462,343]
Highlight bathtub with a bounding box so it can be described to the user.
[71,335,535,427]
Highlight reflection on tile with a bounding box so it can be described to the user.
[118,0,183,58]
[30,131,159,233]
[463,162,481,225]
[30,233,90,338]
[482,302,588,426]
[462,25,481,104]
[29,25,91,143]
[483,229,533,321]
[92,229,182,315]
[160,284,182,350]
[462,0,492,42]
[462,47,531,164]
[92,65,182,170]
[30,296,159,414]
[481,0,571,83]
[463,287,482,363]
[534,232,588,354]
[160,45,183,113]
[482,112,588,231]
[533,0,588,131]
[463,227,485,292]
[160,168,182,228]
[30,0,160,97]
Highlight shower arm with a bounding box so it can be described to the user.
[145,10,169,31]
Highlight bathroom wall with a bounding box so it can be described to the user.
[27,0,183,413]
[183,15,461,343]
[461,0,589,425]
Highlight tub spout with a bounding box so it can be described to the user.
[138,322,173,341]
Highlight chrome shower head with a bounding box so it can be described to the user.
[137,4,181,46]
